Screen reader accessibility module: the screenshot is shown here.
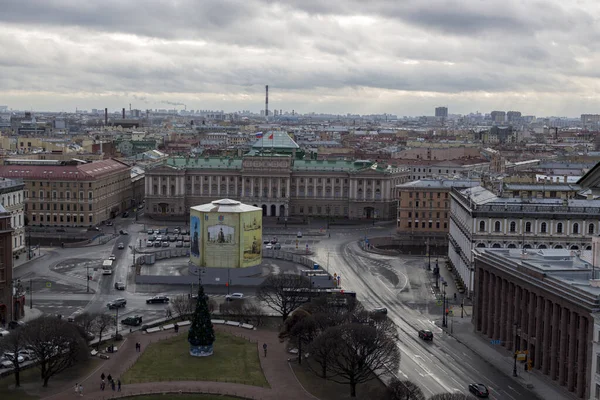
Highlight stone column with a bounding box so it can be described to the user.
[268,178,272,198]
[304,179,308,198]
[550,303,560,380]
[241,178,245,198]
[542,299,552,374]
[250,178,254,197]
[208,176,212,197]
[534,295,543,369]
[520,289,528,350]
[576,315,587,397]
[493,275,502,340]
[558,306,569,385]
[481,270,489,334]
[372,180,376,200]
[505,282,514,348]
[217,177,221,197]
[313,179,317,198]
[499,279,507,343]
[259,177,263,198]
[277,178,281,199]
[486,272,495,337]
[286,178,290,198]
[527,291,536,353]
[513,285,521,352]
[295,178,299,197]
[567,311,577,392]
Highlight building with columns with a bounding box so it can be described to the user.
[473,248,597,399]
[448,185,600,296]
[145,154,410,220]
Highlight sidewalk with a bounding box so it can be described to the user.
[14,250,47,269]
[42,324,317,400]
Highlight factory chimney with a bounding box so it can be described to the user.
[104,108,108,125]
[265,85,269,122]
[122,108,125,119]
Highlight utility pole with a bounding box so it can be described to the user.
[326,251,330,274]
[86,266,91,293]
[227,268,231,295]
[29,279,32,309]
[115,307,119,339]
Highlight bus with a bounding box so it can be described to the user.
[102,260,113,275]
[282,287,357,306]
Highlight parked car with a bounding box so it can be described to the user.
[109,254,116,261]
[8,320,25,329]
[114,282,125,290]
[146,296,169,304]
[418,329,434,341]
[122,212,129,218]
[372,307,388,315]
[0,329,9,337]
[263,239,270,244]
[119,230,128,235]
[176,241,183,248]
[169,235,177,242]
[265,244,273,250]
[162,241,169,247]
[121,315,143,326]
[148,236,156,241]
[147,229,154,234]
[468,383,489,398]
[106,221,114,226]
[173,228,180,234]
[146,241,154,247]
[3,352,25,363]
[180,229,188,235]
[154,229,160,235]
[107,298,127,309]
[156,235,163,242]
[274,243,281,250]
[225,293,244,301]
[18,349,35,361]
[154,241,162,248]
[118,242,124,249]
[297,231,303,238]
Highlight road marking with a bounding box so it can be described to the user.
[501,390,517,400]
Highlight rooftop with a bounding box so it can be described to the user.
[397,178,480,189]
[191,198,261,213]
[252,131,299,150]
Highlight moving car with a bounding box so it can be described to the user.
[109,254,116,261]
[297,231,303,238]
[107,298,127,309]
[146,295,169,304]
[468,383,489,398]
[119,230,128,235]
[106,221,113,226]
[147,229,154,234]
[114,282,125,290]
[118,242,124,249]
[418,329,434,341]
[372,307,388,315]
[121,315,143,326]
[225,293,244,301]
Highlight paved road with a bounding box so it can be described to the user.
[311,234,538,400]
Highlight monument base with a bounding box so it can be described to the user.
[189,344,214,357]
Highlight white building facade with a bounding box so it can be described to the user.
[449,186,600,297]
[0,178,25,258]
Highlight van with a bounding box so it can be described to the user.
[102,260,113,275]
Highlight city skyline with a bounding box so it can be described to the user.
[1,0,600,116]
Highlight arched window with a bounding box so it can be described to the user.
[589,223,595,235]
[479,221,485,232]
[540,222,547,233]
[476,243,486,248]
[556,222,563,234]
[492,243,501,248]
[507,244,517,248]
[538,244,547,249]
[573,223,579,234]
[509,221,516,232]
[525,222,531,233]
[494,221,501,232]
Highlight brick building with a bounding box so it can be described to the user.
[0,159,132,227]
[473,248,596,399]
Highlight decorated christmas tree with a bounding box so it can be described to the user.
[188,282,215,357]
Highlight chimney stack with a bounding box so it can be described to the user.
[104,108,108,125]
[265,85,269,122]
[122,108,125,119]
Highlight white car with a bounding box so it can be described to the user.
[265,244,273,250]
[109,254,116,261]
[297,231,303,238]
[146,241,154,247]
[118,242,124,249]
[0,329,9,337]
[18,349,35,361]
[225,293,244,301]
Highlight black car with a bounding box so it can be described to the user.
[418,329,434,341]
[121,316,143,326]
[122,212,129,218]
[8,320,25,329]
[372,307,388,315]
[468,383,489,398]
[107,298,127,309]
[146,296,170,304]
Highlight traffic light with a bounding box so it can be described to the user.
[225,282,229,287]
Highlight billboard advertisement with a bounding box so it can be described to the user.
[202,212,240,268]
[190,210,202,266]
[240,210,262,268]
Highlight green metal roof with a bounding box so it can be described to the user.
[164,156,242,170]
[292,159,374,172]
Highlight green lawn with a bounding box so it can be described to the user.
[122,331,268,388]
[123,395,247,400]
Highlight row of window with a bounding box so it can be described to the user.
[28,191,93,200]
[403,192,449,199]
[406,201,450,208]
[294,205,348,216]
[31,214,93,223]
[160,175,383,186]
[408,211,449,219]
[0,193,22,207]
[480,220,595,235]
[31,181,92,188]
[408,221,448,229]
[29,203,93,212]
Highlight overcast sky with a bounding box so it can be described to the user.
[1,0,600,116]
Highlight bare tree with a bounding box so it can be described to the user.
[0,326,27,387]
[256,273,310,321]
[307,323,337,377]
[22,316,89,387]
[386,379,426,400]
[73,312,100,341]
[239,300,267,327]
[289,314,318,366]
[171,295,193,320]
[94,313,114,350]
[310,323,400,397]
[429,394,477,400]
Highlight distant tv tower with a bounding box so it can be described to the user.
[265,85,269,122]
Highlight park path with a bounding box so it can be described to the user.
[42,324,318,400]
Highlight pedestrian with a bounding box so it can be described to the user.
[263,343,267,357]
[174,323,179,333]
[117,379,121,392]
[101,379,105,391]
[107,373,112,383]
[111,380,116,391]
[75,383,78,395]
[101,372,105,381]
[138,343,142,352]
[79,384,83,396]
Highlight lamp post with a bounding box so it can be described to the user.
[442,284,447,328]
[27,228,31,260]
[326,206,330,229]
